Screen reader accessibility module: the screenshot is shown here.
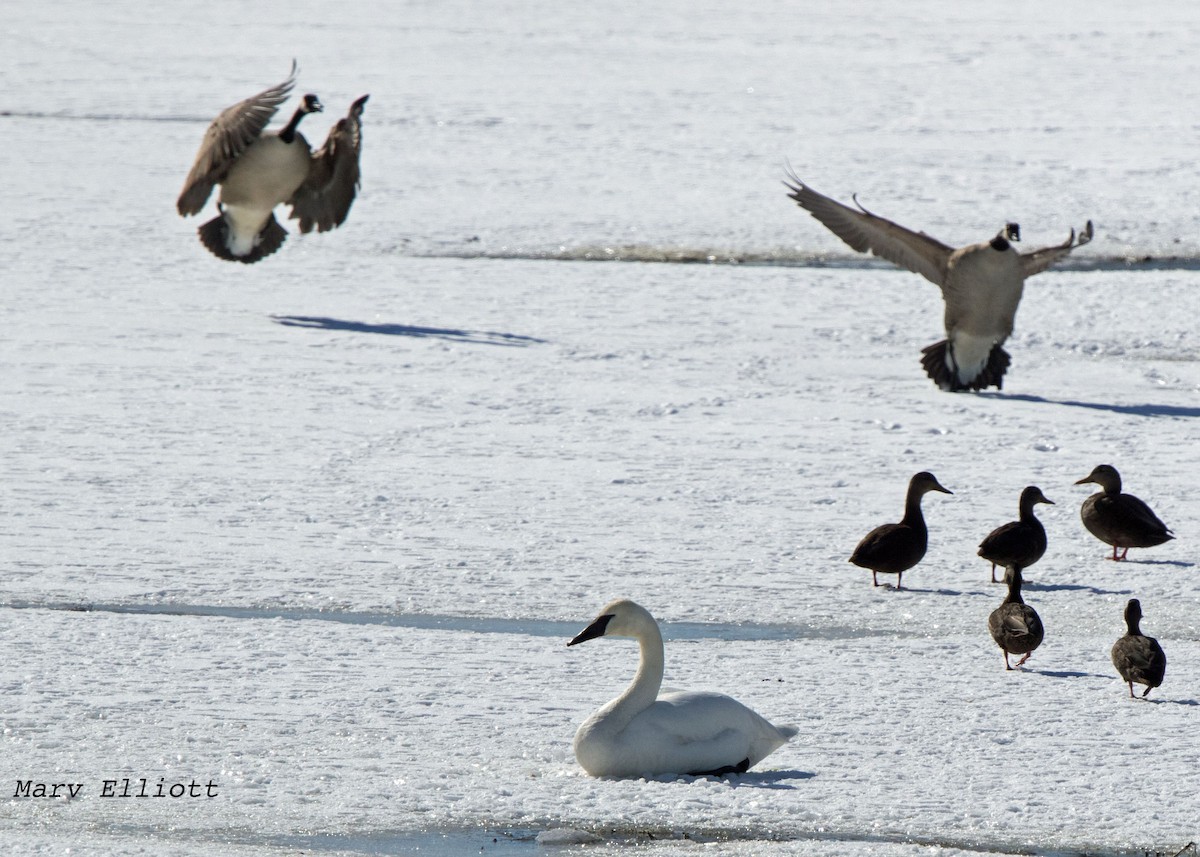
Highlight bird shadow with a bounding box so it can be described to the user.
[659,769,814,790]
[727,769,816,790]
[271,315,547,347]
[1115,558,1194,568]
[1157,698,1200,707]
[878,585,967,596]
[979,392,1200,419]
[1021,581,1133,596]
[1030,669,1110,680]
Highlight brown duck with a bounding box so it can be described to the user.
[849,472,952,589]
[978,486,1053,583]
[1110,598,1166,698]
[987,566,1044,670]
[1075,465,1173,561]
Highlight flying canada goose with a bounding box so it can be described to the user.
[567,599,796,778]
[177,62,368,263]
[783,171,1093,391]
[1110,598,1166,698]
[978,486,1054,583]
[987,566,1044,670]
[1075,465,1173,561]
[849,471,952,589]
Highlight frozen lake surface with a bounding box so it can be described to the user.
[3,1,1199,855]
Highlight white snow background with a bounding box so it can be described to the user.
[2,1,1199,855]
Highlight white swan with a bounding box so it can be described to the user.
[566,599,797,778]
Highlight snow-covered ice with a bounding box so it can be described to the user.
[2,1,1199,854]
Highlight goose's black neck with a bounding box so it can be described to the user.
[279,106,309,144]
[989,235,1010,252]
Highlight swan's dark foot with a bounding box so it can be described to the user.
[691,758,750,777]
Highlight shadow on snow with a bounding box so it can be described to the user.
[271,314,547,347]
[981,392,1200,419]
[1021,581,1134,596]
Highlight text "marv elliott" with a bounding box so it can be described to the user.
[14,778,219,798]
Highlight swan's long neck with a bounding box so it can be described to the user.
[600,624,664,734]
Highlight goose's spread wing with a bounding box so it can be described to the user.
[783,170,953,287]
[177,62,299,216]
[288,94,368,234]
[1020,220,1094,277]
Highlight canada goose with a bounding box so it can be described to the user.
[782,171,1093,391]
[177,62,368,263]
[1110,598,1166,698]
[1075,465,1173,561]
[978,486,1054,583]
[849,471,952,589]
[567,599,796,778]
[987,566,1044,670]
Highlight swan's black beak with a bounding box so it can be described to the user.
[568,613,613,647]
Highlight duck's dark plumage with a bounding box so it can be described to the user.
[987,566,1043,670]
[849,471,952,589]
[978,486,1053,583]
[1111,599,1166,698]
[1075,465,1173,561]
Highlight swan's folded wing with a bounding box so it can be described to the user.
[1020,220,1093,277]
[629,692,789,772]
[783,171,953,287]
[288,94,368,234]
[177,62,299,216]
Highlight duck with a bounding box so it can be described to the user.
[782,171,1092,391]
[566,599,796,778]
[987,566,1044,670]
[1110,598,1167,698]
[849,471,952,589]
[177,62,368,263]
[977,486,1054,583]
[1075,464,1173,561]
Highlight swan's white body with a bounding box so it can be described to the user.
[568,599,796,778]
